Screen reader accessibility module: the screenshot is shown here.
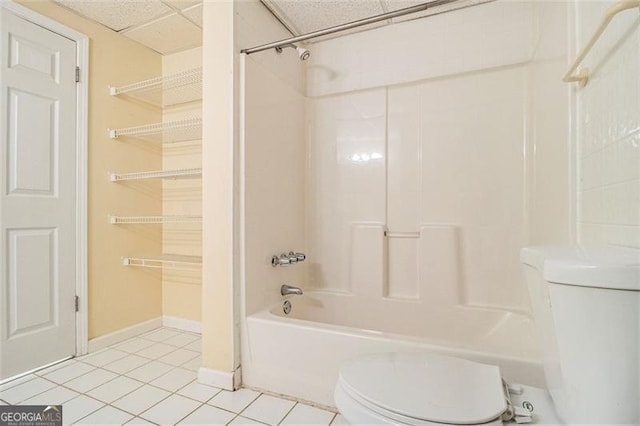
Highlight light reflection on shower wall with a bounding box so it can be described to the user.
[305,1,571,312]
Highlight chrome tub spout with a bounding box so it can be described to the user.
[281,284,303,296]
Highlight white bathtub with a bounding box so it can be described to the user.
[241,292,544,407]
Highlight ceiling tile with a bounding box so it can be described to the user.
[54,0,172,31]
[182,4,202,28]
[123,13,202,55]
[265,0,386,34]
[381,0,425,12]
[387,0,495,23]
[162,0,201,10]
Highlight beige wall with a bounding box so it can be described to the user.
[201,0,298,376]
[162,48,202,322]
[202,0,235,373]
[17,0,163,339]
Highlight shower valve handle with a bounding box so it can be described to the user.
[271,251,307,267]
[289,251,306,262]
[272,253,291,267]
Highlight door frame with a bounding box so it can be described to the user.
[1,1,89,356]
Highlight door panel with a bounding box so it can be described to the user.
[8,228,57,337]
[1,9,77,381]
[8,89,58,195]
[9,33,61,82]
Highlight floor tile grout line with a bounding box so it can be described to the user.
[44,368,144,398]
[68,330,199,425]
[116,375,223,423]
[115,389,176,423]
[5,374,85,405]
[226,413,241,425]
[234,392,264,420]
[82,330,199,362]
[32,358,80,378]
[328,412,339,425]
[169,399,208,425]
[62,365,206,407]
[0,375,38,392]
[74,355,198,391]
[67,395,110,426]
[80,345,187,367]
[136,330,200,347]
[226,412,270,426]
[38,362,98,382]
[42,367,106,388]
[276,401,299,426]
[101,347,200,367]
[1,328,204,422]
[138,335,201,346]
[3,328,338,426]
[39,367,166,421]
[124,342,202,354]
[37,359,203,404]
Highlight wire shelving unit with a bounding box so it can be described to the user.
[109,117,202,144]
[109,67,202,107]
[109,215,202,224]
[109,168,202,182]
[122,255,202,271]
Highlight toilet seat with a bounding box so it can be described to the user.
[336,353,507,425]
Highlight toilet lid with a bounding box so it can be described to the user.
[338,353,506,425]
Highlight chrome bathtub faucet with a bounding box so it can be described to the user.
[271,252,306,267]
[281,284,303,296]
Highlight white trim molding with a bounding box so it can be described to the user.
[162,316,202,334]
[88,317,162,353]
[198,366,242,391]
[1,1,90,357]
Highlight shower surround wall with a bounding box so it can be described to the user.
[576,1,640,248]
[240,0,307,319]
[305,1,570,313]
[241,0,571,404]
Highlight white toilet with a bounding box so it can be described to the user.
[335,245,640,425]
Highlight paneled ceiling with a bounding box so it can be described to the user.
[53,0,203,55]
[52,0,451,55]
[262,0,430,35]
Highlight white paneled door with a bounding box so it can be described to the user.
[0,9,77,380]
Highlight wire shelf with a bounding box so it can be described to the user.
[109,215,202,224]
[109,67,202,107]
[123,255,202,271]
[110,168,202,182]
[109,117,202,144]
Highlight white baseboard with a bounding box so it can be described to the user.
[198,366,242,391]
[162,316,201,334]
[88,317,162,353]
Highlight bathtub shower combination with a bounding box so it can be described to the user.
[245,292,542,406]
[238,0,640,417]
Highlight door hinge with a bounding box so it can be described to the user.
[75,66,80,83]
[75,295,79,312]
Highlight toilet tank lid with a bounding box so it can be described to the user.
[521,245,640,291]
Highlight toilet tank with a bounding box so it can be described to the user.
[521,246,640,424]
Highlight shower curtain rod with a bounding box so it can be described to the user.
[241,0,462,55]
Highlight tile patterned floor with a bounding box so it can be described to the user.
[0,328,345,425]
